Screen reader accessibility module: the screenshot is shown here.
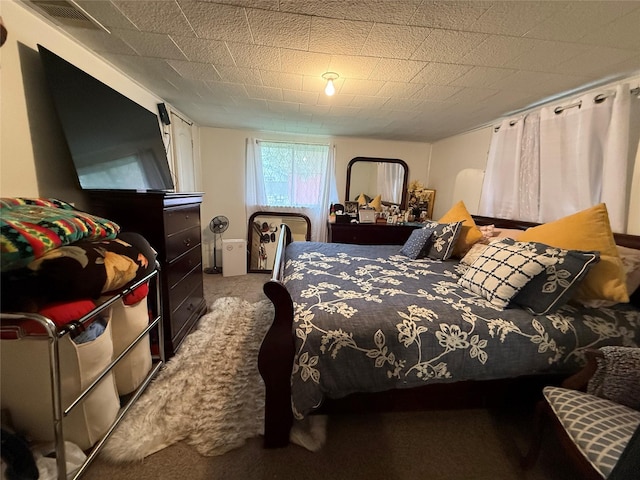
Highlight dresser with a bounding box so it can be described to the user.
[88,191,207,357]
[328,222,422,245]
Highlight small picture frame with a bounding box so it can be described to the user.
[344,201,359,215]
[423,189,436,220]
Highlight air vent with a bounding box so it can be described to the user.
[29,0,110,33]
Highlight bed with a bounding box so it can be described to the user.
[258,211,640,448]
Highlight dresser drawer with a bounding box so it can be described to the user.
[168,266,203,313]
[166,226,201,262]
[169,282,205,340]
[166,246,202,288]
[164,205,200,236]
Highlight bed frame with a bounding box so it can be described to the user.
[257,216,640,448]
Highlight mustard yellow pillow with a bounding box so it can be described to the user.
[517,203,628,303]
[356,193,368,206]
[368,194,382,212]
[438,200,483,258]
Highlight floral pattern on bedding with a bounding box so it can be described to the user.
[284,242,640,419]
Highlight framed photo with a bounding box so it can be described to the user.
[344,201,359,215]
[423,189,436,220]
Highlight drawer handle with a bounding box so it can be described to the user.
[185,214,189,220]
[187,303,194,312]
[183,238,192,247]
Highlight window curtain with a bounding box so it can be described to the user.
[478,116,525,220]
[479,113,538,222]
[245,138,338,242]
[376,162,403,204]
[480,84,639,232]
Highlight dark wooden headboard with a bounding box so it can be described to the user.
[472,215,640,250]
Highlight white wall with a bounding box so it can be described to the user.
[199,128,432,267]
[428,127,492,219]
[0,1,175,209]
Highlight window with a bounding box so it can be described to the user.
[260,142,330,207]
[246,139,338,242]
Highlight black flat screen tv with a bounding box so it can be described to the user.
[38,44,175,192]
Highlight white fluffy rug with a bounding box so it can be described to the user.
[101,297,326,462]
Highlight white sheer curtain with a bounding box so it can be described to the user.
[478,116,525,219]
[518,112,540,222]
[376,162,403,204]
[603,85,636,232]
[480,84,639,232]
[245,138,338,242]
[539,92,612,223]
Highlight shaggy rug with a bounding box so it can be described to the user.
[101,297,326,462]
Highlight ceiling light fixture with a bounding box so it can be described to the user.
[322,72,339,96]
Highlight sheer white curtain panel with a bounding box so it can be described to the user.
[245,138,338,242]
[480,84,640,232]
[478,116,525,220]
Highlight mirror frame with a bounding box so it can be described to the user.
[345,157,409,210]
[247,211,311,273]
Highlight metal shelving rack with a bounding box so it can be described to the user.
[0,266,165,479]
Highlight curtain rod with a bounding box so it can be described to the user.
[171,110,193,126]
[493,85,640,131]
[255,139,330,146]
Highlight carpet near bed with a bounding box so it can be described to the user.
[100,297,325,463]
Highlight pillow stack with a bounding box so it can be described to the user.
[516,204,628,305]
[437,201,484,258]
[400,222,463,260]
[456,203,632,312]
[458,238,600,312]
[400,228,434,259]
[458,240,552,309]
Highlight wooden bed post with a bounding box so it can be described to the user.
[258,225,295,448]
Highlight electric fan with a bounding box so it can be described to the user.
[204,215,229,274]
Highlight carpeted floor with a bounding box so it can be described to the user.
[83,272,583,480]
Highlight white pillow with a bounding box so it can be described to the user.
[458,240,552,308]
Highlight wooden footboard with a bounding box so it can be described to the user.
[258,224,295,448]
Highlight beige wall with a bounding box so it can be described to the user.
[198,128,432,267]
[0,1,171,209]
[428,127,492,219]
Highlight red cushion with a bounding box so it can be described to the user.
[123,282,149,305]
[39,299,97,326]
[0,299,97,339]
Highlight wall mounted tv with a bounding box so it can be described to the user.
[38,44,175,192]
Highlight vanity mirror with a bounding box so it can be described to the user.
[345,157,409,210]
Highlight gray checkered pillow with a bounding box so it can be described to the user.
[457,240,549,308]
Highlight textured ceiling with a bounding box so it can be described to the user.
[23,0,640,142]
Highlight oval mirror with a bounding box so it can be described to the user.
[345,157,409,210]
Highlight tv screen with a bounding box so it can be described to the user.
[38,45,175,192]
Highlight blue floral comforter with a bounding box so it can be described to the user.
[284,242,639,419]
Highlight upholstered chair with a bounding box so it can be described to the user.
[522,346,640,479]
